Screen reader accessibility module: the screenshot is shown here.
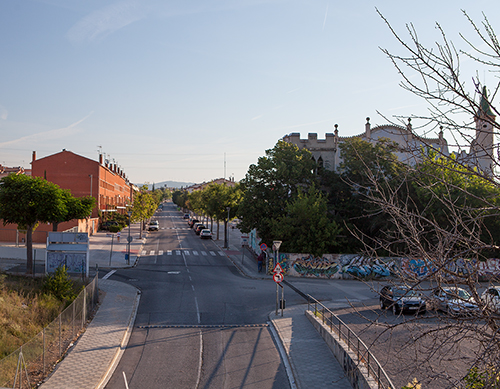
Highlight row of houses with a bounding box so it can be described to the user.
[0,149,139,243]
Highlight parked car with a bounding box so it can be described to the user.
[200,229,212,239]
[188,219,200,228]
[192,222,203,231]
[148,220,159,231]
[428,287,479,315]
[183,213,190,219]
[100,221,119,230]
[379,285,426,314]
[195,224,206,235]
[481,286,500,314]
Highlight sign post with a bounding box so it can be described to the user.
[273,262,284,316]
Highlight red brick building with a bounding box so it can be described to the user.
[0,150,135,243]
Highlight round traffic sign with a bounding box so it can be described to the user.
[260,243,268,251]
[273,273,284,283]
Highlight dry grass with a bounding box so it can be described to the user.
[0,273,74,358]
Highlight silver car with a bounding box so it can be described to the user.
[481,286,500,314]
[429,287,479,315]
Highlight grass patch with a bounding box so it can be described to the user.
[0,271,84,359]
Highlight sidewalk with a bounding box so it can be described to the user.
[0,220,354,389]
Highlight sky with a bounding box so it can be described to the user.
[0,0,499,185]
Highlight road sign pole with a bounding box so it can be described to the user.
[276,283,279,316]
[281,285,284,317]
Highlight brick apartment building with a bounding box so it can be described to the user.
[0,150,135,243]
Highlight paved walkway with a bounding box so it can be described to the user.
[0,216,354,389]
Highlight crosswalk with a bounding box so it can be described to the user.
[141,250,225,257]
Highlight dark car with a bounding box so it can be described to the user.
[380,285,426,314]
[183,213,190,219]
[195,224,206,235]
[188,219,200,228]
[100,221,119,230]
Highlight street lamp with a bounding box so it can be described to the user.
[127,211,132,265]
[224,206,231,249]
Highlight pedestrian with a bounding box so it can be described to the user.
[257,252,264,273]
[117,231,121,242]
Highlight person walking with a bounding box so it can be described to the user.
[257,252,264,273]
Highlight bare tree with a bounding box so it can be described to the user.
[341,11,500,388]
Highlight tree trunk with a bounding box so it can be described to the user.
[26,225,33,275]
[52,222,59,232]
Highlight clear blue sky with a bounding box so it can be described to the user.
[0,0,497,185]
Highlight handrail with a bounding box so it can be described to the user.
[306,294,396,389]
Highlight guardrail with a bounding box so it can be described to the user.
[307,294,395,389]
[0,274,99,389]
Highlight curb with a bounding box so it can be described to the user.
[268,316,299,389]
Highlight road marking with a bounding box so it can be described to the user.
[102,270,116,280]
[167,250,172,255]
[193,251,199,256]
[159,250,164,255]
[201,251,207,256]
[142,250,146,256]
[218,251,225,256]
[210,251,216,256]
[149,250,155,255]
[176,250,181,255]
[168,271,180,274]
[185,251,190,255]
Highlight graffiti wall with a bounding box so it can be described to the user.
[274,253,399,279]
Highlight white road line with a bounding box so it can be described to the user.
[176,250,181,255]
[193,251,199,256]
[159,250,164,255]
[167,250,172,255]
[185,251,190,255]
[210,251,216,256]
[201,251,207,256]
[149,250,155,255]
[142,250,147,256]
[102,270,116,280]
[218,251,225,256]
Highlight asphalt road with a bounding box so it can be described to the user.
[104,203,291,389]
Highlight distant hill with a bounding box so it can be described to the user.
[137,181,195,190]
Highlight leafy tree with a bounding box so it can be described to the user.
[172,190,188,209]
[238,140,318,245]
[131,186,158,238]
[270,186,342,256]
[0,174,90,275]
[50,190,95,231]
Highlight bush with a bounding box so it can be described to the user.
[108,225,122,233]
[42,266,78,302]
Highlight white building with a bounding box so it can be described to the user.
[283,87,496,176]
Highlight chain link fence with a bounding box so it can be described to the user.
[0,275,99,389]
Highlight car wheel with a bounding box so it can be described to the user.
[392,304,400,315]
[380,299,386,310]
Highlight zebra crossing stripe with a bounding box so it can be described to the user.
[185,251,190,255]
[167,250,172,255]
[193,251,199,256]
[159,250,164,255]
[201,251,207,256]
[149,250,155,255]
[142,250,146,255]
[218,251,225,256]
[176,250,181,255]
[210,251,216,256]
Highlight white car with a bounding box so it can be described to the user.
[148,220,159,231]
[429,287,479,315]
[481,286,500,313]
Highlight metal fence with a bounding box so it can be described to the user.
[0,275,99,389]
[307,295,396,389]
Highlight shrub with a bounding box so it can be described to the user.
[42,266,77,302]
[108,225,122,233]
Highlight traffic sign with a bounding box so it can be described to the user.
[260,243,268,251]
[273,273,283,283]
[273,263,284,274]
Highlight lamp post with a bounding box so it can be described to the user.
[127,211,132,265]
[224,206,231,249]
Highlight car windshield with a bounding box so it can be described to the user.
[393,288,418,297]
[446,289,471,300]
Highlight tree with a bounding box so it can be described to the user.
[0,174,93,275]
[50,190,95,231]
[131,186,158,238]
[344,11,500,387]
[238,140,318,246]
[270,186,342,256]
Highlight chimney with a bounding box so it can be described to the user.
[32,151,36,162]
[99,154,103,165]
[365,117,371,139]
[113,164,117,173]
